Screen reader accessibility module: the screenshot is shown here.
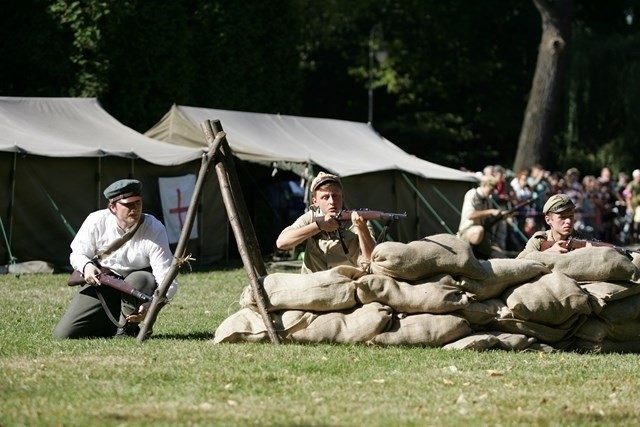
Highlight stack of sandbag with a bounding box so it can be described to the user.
[447,247,640,352]
[362,235,550,349]
[213,234,640,353]
[537,248,640,353]
[214,265,392,344]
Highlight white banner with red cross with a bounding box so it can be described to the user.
[158,174,198,244]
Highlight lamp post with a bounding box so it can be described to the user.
[368,24,388,126]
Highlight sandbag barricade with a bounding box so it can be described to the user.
[213,235,640,353]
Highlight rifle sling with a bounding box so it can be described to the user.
[86,215,146,328]
[376,220,395,244]
[95,286,127,328]
[98,215,146,260]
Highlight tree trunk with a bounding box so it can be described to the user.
[513,0,573,172]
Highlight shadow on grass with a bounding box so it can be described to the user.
[148,331,215,341]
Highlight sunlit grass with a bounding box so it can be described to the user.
[2,268,640,426]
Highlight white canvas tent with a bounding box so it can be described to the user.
[0,97,227,268]
[146,104,478,246]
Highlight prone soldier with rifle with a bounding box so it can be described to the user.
[53,179,177,339]
[538,237,640,259]
[517,193,594,259]
[276,171,406,274]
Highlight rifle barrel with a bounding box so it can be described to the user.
[337,210,407,221]
[99,275,153,303]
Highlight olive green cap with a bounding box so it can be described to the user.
[543,194,575,214]
[104,179,142,203]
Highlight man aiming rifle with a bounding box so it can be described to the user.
[277,172,402,273]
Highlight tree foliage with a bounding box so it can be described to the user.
[0,0,76,95]
[299,0,541,167]
[1,0,639,175]
[559,9,640,174]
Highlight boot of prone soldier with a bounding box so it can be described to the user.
[115,270,156,338]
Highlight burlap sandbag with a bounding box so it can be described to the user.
[631,252,640,269]
[459,259,550,301]
[579,281,640,312]
[213,308,318,344]
[490,313,587,343]
[524,247,640,282]
[239,265,362,312]
[289,302,393,344]
[355,273,472,314]
[458,299,512,326]
[605,320,640,342]
[598,293,640,324]
[369,313,472,346]
[573,316,609,343]
[443,332,537,351]
[503,272,592,326]
[370,234,488,281]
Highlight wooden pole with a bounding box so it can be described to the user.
[137,131,225,343]
[209,120,268,277]
[204,119,279,343]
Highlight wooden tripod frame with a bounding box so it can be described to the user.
[137,119,279,343]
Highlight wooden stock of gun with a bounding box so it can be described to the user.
[484,198,536,230]
[315,209,407,253]
[539,238,640,259]
[67,267,153,302]
[330,209,408,222]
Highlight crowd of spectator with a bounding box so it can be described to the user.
[477,164,639,253]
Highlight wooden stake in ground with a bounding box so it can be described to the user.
[137,131,225,343]
[203,119,279,344]
[138,120,279,343]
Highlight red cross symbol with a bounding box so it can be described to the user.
[169,188,189,228]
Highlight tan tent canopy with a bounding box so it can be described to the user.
[147,104,477,181]
[0,97,226,268]
[146,104,477,245]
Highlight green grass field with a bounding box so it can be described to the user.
[2,266,640,426]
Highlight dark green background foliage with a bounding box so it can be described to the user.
[2,0,639,174]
